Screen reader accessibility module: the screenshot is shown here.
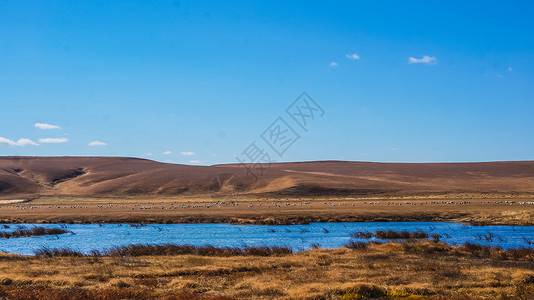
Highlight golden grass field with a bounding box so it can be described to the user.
[1,241,534,299]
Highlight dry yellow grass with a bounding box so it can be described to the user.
[1,241,534,299]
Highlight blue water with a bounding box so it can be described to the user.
[0,222,533,255]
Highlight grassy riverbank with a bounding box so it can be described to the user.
[1,241,534,299]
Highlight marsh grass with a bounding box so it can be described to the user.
[34,244,292,258]
[0,227,69,239]
[345,241,368,250]
[2,240,533,299]
[351,230,429,240]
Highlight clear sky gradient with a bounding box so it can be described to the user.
[1,1,533,165]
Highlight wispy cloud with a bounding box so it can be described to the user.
[88,141,107,146]
[180,151,196,156]
[162,150,172,155]
[508,67,513,72]
[408,55,437,64]
[145,152,153,156]
[0,137,39,146]
[39,137,69,144]
[35,123,61,130]
[189,160,200,164]
[0,137,13,146]
[346,53,360,60]
[15,139,39,146]
[329,61,338,67]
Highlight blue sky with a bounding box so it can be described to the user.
[1,1,533,165]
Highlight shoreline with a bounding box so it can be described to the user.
[1,212,533,226]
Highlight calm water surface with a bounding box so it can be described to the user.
[1,222,533,255]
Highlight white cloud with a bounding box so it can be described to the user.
[35,123,61,130]
[0,137,39,146]
[0,137,16,146]
[508,67,513,72]
[39,137,69,144]
[16,138,39,146]
[189,160,200,164]
[162,150,172,155]
[329,61,338,67]
[89,141,107,146]
[180,151,196,156]
[346,53,360,60]
[408,55,437,64]
[146,152,153,156]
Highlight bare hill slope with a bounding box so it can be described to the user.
[1,157,534,198]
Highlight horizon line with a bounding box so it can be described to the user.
[1,155,533,166]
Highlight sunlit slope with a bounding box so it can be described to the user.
[1,157,534,197]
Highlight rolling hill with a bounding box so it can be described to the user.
[1,156,534,198]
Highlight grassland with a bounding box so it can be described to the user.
[2,191,534,299]
[1,194,534,226]
[1,241,534,299]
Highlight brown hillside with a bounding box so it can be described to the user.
[1,157,534,198]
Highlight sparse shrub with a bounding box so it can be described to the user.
[351,231,373,239]
[34,247,84,258]
[506,247,534,260]
[114,280,131,288]
[400,241,450,254]
[431,233,442,242]
[316,254,333,266]
[0,278,13,286]
[374,230,428,240]
[337,283,386,299]
[346,241,368,250]
[387,290,426,299]
[411,231,430,239]
[243,246,292,256]
[461,242,495,258]
[520,274,534,285]
[310,243,321,249]
[0,227,69,239]
[351,230,429,240]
